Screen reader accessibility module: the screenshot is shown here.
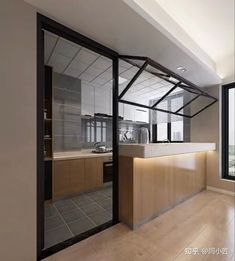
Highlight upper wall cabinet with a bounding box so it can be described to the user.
[122,104,149,123]
[119,103,124,118]
[123,104,135,121]
[81,85,113,116]
[94,87,111,115]
[81,84,94,116]
[134,107,149,123]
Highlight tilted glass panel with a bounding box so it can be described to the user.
[178,95,215,116]
[118,56,217,119]
[120,64,180,107]
[118,59,145,96]
[150,100,169,124]
[156,87,199,113]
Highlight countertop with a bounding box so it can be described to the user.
[54,150,112,161]
[119,143,216,158]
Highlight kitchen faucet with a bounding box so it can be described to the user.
[94,142,103,149]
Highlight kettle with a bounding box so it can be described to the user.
[139,127,149,144]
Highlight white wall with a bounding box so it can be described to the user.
[217,53,235,84]
[191,85,235,193]
[0,0,37,260]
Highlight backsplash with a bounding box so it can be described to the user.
[119,121,150,143]
[53,72,82,152]
[81,118,112,149]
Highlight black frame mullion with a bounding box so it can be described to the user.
[118,60,149,99]
[222,82,235,181]
[112,56,119,223]
[167,122,171,141]
[37,16,45,258]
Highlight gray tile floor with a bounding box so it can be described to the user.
[44,185,112,249]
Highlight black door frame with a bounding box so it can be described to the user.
[221,82,235,181]
[37,14,119,260]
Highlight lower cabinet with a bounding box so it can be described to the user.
[53,160,70,199]
[53,157,103,200]
[119,152,207,228]
[84,158,103,191]
[70,159,85,195]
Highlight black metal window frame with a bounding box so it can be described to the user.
[222,82,235,181]
[84,118,108,143]
[152,122,185,143]
[37,14,119,260]
[118,55,218,119]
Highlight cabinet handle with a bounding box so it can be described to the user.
[136,109,147,112]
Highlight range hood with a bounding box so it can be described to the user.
[118,56,217,122]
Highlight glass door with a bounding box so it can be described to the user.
[41,28,116,252]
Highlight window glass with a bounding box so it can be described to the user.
[171,121,183,141]
[229,88,235,177]
[91,124,94,142]
[157,123,168,141]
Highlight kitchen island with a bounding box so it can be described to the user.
[119,143,216,229]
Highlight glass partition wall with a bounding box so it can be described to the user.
[38,15,218,259]
[42,29,116,252]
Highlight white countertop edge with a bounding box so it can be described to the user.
[119,143,216,158]
[53,150,112,161]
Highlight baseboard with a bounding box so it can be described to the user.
[207,186,235,196]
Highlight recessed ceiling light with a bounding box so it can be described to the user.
[177,66,187,73]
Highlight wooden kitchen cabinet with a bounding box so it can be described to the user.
[53,157,104,200]
[194,152,206,192]
[53,159,85,200]
[70,159,85,195]
[84,158,103,191]
[119,152,207,229]
[53,160,70,199]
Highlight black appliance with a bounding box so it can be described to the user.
[103,161,113,183]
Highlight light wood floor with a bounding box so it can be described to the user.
[43,190,235,261]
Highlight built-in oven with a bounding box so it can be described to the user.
[103,161,113,183]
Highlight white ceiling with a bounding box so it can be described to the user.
[127,0,235,82]
[154,0,234,63]
[45,31,214,115]
[25,0,222,87]
[45,31,113,90]
[45,31,183,105]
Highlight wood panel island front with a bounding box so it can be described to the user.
[119,143,216,229]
